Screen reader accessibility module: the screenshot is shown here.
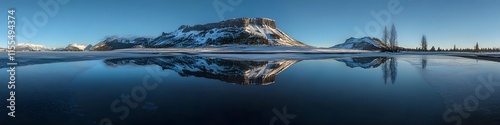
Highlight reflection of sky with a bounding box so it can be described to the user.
[1,0,499,49]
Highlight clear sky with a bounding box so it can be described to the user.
[1,0,499,49]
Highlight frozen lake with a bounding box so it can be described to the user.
[1,52,499,125]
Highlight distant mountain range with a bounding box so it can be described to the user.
[13,43,93,51]
[15,43,57,51]
[91,18,308,51]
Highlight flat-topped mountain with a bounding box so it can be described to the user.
[91,18,308,51]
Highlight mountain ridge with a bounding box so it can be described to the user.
[15,43,56,51]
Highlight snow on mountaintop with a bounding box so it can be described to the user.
[64,43,92,51]
[16,43,55,51]
[332,37,387,51]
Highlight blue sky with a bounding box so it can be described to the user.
[1,0,499,48]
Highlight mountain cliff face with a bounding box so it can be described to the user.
[104,56,298,85]
[91,18,307,51]
[332,37,387,51]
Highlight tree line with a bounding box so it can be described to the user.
[378,25,500,52]
[402,35,500,52]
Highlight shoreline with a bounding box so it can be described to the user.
[1,51,499,68]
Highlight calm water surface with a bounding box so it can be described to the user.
[1,55,499,125]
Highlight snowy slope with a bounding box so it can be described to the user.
[64,43,92,51]
[16,43,55,51]
[90,36,153,51]
[332,37,387,51]
[152,18,307,47]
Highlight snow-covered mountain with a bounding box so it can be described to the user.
[90,36,153,51]
[64,43,92,51]
[332,37,387,51]
[92,18,308,51]
[15,43,55,51]
[104,56,298,85]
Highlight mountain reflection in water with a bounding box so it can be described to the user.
[104,56,298,85]
[104,56,398,85]
[336,57,398,84]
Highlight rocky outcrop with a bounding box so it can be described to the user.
[180,18,277,32]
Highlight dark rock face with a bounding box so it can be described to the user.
[180,18,277,32]
[351,42,380,50]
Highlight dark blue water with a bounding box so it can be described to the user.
[1,55,500,125]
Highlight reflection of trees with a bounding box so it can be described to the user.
[382,58,398,84]
[382,62,389,84]
[336,57,397,84]
[421,58,427,69]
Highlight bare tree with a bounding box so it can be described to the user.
[382,26,389,47]
[389,24,398,51]
[421,35,427,51]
